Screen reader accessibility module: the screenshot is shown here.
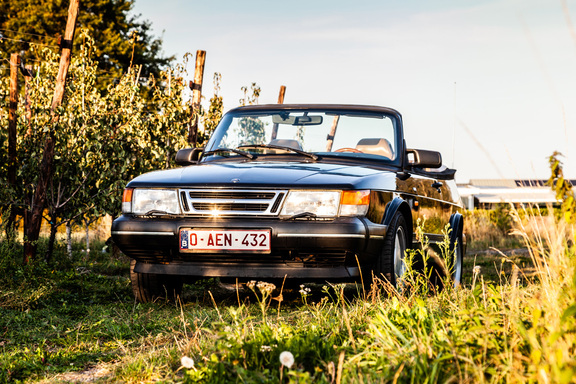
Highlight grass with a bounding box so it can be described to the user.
[0,208,575,383]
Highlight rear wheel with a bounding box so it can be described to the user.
[451,233,464,286]
[372,212,409,288]
[130,259,183,303]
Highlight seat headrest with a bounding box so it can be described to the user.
[355,138,394,159]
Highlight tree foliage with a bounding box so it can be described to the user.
[0,0,172,89]
[202,72,224,142]
[548,151,576,223]
[0,31,190,260]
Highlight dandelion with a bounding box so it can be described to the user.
[473,266,481,276]
[279,351,294,368]
[181,356,195,369]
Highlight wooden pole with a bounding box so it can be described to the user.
[326,116,340,152]
[24,64,33,135]
[8,53,19,187]
[23,0,79,263]
[188,50,206,146]
[271,85,287,140]
[51,1,79,113]
[6,53,20,238]
[277,85,286,104]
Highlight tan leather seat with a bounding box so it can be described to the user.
[355,138,394,159]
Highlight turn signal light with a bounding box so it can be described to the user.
[122,188,133,213]
[339,190,370,216]
[341,190,370,206]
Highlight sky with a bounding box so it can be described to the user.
[130,0,576,183]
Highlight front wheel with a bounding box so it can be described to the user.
[372,212,409,288]
[130,259,183,303]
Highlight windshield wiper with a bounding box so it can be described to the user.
[238,144,318,160]
[203,147,255,159]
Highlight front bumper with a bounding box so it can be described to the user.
[111,215,387,279]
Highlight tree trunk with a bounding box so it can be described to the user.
[46,220,58,264]
[22,0,79,263]
[23,135,55,262]
[85,220,90,256]
[66,222,73,259]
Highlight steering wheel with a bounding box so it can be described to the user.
[335,147,363,153]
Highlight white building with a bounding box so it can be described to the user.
[456,179,566,210]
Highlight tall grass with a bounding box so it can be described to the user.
[1,208,575,383]
[175,208,576,383]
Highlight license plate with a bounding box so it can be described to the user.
[179,229,271,253]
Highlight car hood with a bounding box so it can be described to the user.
[127,161,398,190]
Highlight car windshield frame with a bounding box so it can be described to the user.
[202,106,403,166]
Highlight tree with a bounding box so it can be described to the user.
[201,72,224,144]
[548,151,576,223]
[0,0,172,89]
[0,32,191,262]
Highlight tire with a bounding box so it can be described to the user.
[130,259,183,303]
[373,212,409,288]
[448,214,465,287]
[450,233,464,286]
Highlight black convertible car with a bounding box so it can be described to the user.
[112,104,465,302]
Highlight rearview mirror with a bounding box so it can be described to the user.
[175,147,203,165]
[406,149,442,169]
[272,114,323,126]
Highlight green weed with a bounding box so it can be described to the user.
[1,208,575,383]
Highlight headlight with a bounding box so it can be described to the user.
[279,190,370,218]
[280,191,340,218]
[122,188,180,215]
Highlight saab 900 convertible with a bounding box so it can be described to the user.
[111,104,465,302]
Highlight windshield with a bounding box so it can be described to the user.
[204,109,400,163]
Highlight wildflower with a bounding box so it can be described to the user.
[299,284,311,296]
[279,351,294,368]
[181,356,195,369]
[257,281,276,295]
[260,345,273,352]
[246,280,257,290]
[473,266,481,276]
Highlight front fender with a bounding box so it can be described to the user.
[382,196,413,246]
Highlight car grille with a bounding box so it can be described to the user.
[179,189,287,216]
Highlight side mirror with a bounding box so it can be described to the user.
[175,147,203,165]
[406,149,442,169]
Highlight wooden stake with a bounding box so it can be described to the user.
[271,85,287,139]
[51,0,78,113]
[277,85,286,104]
[326,116,340,152]
[8,53,19,186]
[24,64,33,135]
[24,0,79,263]
[5,53,20,238]
[188,50,206,146]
